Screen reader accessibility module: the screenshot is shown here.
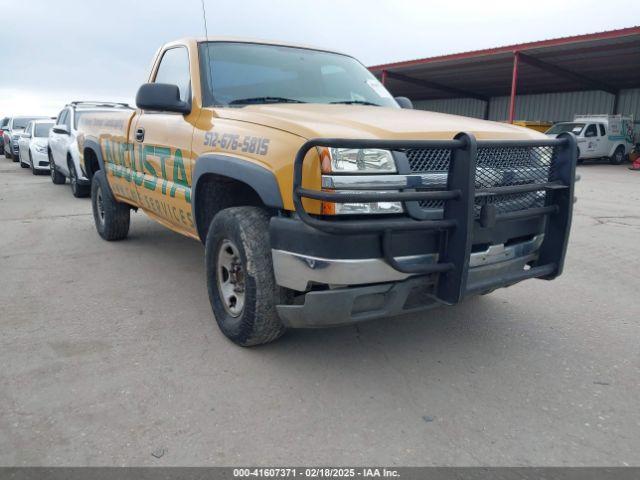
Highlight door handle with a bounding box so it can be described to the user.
[135,127,145,143]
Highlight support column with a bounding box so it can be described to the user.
[381,69,388,86]
[508,52,520,124]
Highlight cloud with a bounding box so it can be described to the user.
[1,0,638,116]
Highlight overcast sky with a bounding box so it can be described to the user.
[1,0,638,116]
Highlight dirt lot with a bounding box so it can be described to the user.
[0,160,639,466]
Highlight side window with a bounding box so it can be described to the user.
[584,124,597,137]
[57,109,68,127]
[154,47,191,103]
[599,124,606,136]
[64,109,72,129]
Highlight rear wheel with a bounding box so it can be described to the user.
[69,161,89,197]
[205,206,287,346]
[49,152,65,184]
[610,146,626,165]
[91,170,130,241]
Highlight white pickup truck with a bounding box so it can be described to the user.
[546,114,635,165]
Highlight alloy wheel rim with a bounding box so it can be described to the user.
[216,239,246,317]
[70,167,77,191]
[96,186,105,225]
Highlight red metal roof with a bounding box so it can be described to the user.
[369,26,640,71]
[369,26,640,100]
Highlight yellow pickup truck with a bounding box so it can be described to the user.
[77,38,577,346]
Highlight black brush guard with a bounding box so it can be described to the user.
[292,132,577,305]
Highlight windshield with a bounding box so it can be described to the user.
[546,122,585,135]
[34,123,54,137]
[199,42,398,108]
[13,117,40,130]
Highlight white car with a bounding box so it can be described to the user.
[4,116,49,161]
[49,101,131,197]
[17,119,55,174]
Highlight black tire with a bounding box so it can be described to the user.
[91,170,130,241]
[19,156,29,168]
[69,161,89,198]
[30,152,38,175]
[49,151,65,184]
[610,146,626,165]
[5,148,12,160]
[205,206,287,346]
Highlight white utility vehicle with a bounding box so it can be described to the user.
[546,114,635,165]
[48,101,131,197]
[17,119,55,174]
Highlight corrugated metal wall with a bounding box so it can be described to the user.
[618,89,640,120]
[414,88,640,123]
[413,98,486,119]
[488,90,616,122]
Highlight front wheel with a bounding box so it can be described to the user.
[610,146,626,165]
[30,152,38,175]
[91,170,130,241]
[69,162,89,197]
[205,206,288,346]
[49,152,65,184]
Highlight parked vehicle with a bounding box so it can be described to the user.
[77,38,577,346]
[0,117,9,155]
[17,119,55,174]
[546,114,634,164]
[4,116,48,161]
[49,101,132,197]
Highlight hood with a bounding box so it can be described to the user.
[215,104,546,141]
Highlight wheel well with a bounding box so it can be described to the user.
[83,147,100,179]
[195,173,267,243]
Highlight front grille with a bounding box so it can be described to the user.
[405,145,555,217]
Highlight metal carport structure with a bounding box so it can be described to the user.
[369,26,640,124]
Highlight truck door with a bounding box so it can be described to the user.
[595,123,610,157]
[583,124,598,158]
[132,46,196,236]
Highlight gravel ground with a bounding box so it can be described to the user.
[0,160,639,466]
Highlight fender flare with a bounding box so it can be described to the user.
[82,138,106,174]
[81,138,116,196]
[191,153,284,236]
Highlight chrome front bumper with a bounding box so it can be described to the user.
[273,234,544,292]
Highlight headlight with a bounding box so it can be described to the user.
[34,145,48,153]
[319,147,396,173]
[330,196,403,215]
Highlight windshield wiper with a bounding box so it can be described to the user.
[229,97,306,105]
[330,100,381,106]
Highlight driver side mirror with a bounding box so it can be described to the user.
[53,125,69,135]
[395,96,413,109]
[136,83,191,114]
